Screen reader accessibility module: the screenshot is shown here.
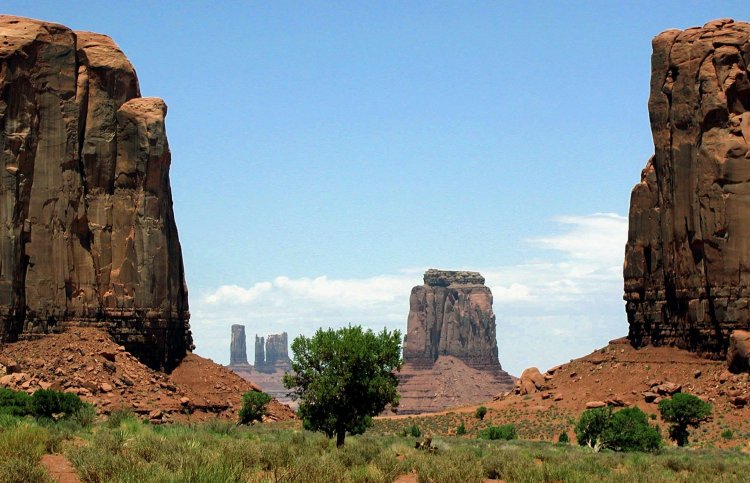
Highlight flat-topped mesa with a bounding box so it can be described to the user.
[404,269,506,372]
[423,269,485,287]
[229,325,249,366]
[0,16,191,370]
[624,19,750,356]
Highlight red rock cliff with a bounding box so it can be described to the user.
[625,19,750,356]
[0,16,191,370]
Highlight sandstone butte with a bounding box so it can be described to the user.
[397,269,514,414]
[624,18,750,358]
[0,15,191,371]
[227,327,294,406]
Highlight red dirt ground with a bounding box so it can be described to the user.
[0,327,294,422]
[383,337,750,448]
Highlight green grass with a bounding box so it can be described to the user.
[2,410,750,482]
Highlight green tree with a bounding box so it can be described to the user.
[658,393,712,446]
[238,391,272,425]
[475,406,487,420]
[479,424,517,441]
[283,325,402,447]
[575,406,661,452]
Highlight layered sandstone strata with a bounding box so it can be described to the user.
[0,16,191,370]
[625,19,750,356]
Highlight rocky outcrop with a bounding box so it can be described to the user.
[404,269,504,371]
[398,269,514,413]
[727,330,750,373]
[625,19,750,356]
[0,16,191,370]
[265,332,289,366]
[229,325,248,366]
[254,335,265,368]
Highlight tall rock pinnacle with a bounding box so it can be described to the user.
[229,325,248,365]
[0,16,191,370]
[625,19,750,355]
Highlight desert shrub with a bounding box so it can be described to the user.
[105,407,136,428]
[0,387,31,416]
[70,404,97,428]
[658,393,712,446]
[475,406,487,420]
[409,424,421,438]
[479,424,517,441]
[721,429,734,440]
[414,449,484,483]
[575,406,661,452]
[558,431,569,444]
[457,422,467,435]
[238,390,272,425]
[29,389,84,419]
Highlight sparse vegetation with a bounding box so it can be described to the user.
[457,421,467,435]
[238,390,272,425]
[479,424,517,441]
[659,393,712,446]
[558,431,569,444]
[475,405,487,420]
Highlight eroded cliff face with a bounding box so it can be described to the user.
[625,19,750,356]
[404,269,503,371]
[0,16,191,370]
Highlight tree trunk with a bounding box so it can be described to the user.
[336,431,346,447]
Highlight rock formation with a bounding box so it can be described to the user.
[404,269,504,371]
[398,269,514,413]
[229,331,293,406]
[265,332,289,366]
[0,16,191,370]
[254,335,265,368]
[229,324,248,366]
[624,19,750,356]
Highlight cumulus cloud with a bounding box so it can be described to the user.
[190,213,629,376]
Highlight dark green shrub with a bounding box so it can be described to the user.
[29,389,84,419]
[601,407,661,452]
[479,424,517,441]
[238,391,272,425]
[558,431,569,444]
[575,406,661,452]
[475,406,487,420]
[409,424,421,438]
[457,422,467,435]
[0,387,31,416]
[658,393,712,446]
[721,429,734,440]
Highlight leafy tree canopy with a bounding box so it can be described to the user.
[658,393,712,446]
[283,325,402,446]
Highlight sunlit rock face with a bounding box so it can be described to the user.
[398,269,514,413]
[625,19,750,356]
[404,269,508,372]
[0,16,191,370]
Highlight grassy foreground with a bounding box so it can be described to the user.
[1,413,750,482]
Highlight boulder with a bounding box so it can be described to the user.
[624,19,750,356]
[727,330,750,373]
[516,367,546,395]
[586,401,607,409]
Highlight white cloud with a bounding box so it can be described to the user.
[190,213,629,377]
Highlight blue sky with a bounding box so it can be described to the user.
[4,1,749,375]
